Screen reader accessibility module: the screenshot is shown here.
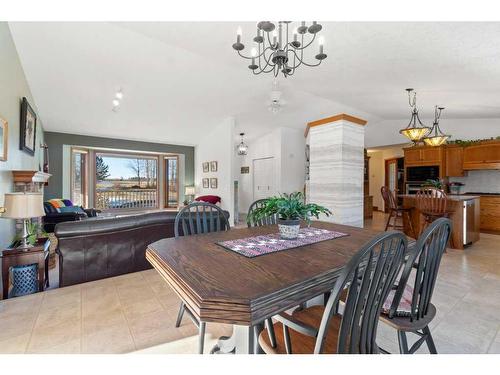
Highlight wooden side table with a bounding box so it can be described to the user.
[1,238,50,299]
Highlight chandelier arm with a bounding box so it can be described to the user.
[289,49,321,68]
[291,32,317,51]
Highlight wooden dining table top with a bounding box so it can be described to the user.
[146,221,381,326]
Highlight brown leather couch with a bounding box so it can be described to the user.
[55,211,178,287]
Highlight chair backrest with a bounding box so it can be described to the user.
[174,202,230,238]
[388,218,451,322]
[381,186,398,210]
[247,198,278,227]
[415,188,448,216]
[314,231,407,354]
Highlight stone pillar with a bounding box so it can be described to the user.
[306,114,366,228]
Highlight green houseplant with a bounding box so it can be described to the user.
[246,192,332,240]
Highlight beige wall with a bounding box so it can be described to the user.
[0,23,45,248]
[368,145,404,211]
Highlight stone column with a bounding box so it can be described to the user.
[306,114,366,228]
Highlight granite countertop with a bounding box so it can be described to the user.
[399,194,480,201]
[464,192,500,196]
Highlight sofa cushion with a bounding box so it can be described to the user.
[58,206,87,215]
[195,195,221,205]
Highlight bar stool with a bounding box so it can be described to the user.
[415,188,453,247]
[381,186,416,239]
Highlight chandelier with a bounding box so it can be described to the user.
[237,133,248,155]
[423,106,450,146]
[232,21,327,78]
[399,88,431,144]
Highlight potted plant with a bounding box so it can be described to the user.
[422,178,444,190]
[246,192,332,240]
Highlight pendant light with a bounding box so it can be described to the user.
[423,106,450,146]
[237,133,248,155]
[399,88,431,144]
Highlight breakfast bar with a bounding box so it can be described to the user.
[400,194,481,249]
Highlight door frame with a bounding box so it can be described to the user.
[384,157,399,213]
[163,154,180,208]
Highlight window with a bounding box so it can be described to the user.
[164,156,179,208]
[71,148,88,207]
[94,152,159,210]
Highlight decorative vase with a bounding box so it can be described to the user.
[278,219,301,240]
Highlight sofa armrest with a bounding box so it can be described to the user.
[83,208,101,217]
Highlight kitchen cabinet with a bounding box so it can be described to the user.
[463,141,500,170]
[445,145,465,177]
[403,146,444,166]
[478,195,500,234]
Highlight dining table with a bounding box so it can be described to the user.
[145,220,381,354]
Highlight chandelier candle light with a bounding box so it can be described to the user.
[232,21,327,78]
[399,88,431,144]
[423,106,450,146]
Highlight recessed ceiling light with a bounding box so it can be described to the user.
[115,91,123,100]
[112,99,120,106]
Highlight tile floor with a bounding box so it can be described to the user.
[0,211,498,354]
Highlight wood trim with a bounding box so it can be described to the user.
[0,117,8,161]
[163,155,180,208]
[305,113,368,137]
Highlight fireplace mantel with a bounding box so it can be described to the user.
[12,170,52,184]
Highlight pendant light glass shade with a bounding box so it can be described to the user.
[237,133,248,155]
[399,89,431,144]
[423,106,449,146]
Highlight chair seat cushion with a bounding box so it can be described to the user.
[258,305,341,354]
[381,284,414,317]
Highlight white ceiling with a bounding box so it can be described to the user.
[9,22,500,146]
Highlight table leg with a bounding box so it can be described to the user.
[210,325,255,354]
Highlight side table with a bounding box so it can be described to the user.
[1,238,50,299]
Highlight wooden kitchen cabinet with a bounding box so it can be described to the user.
[403,146,444,166]
[478,195,500,234]
[445,145,465,177]
[463,141,500,170]
[404,148,423,164]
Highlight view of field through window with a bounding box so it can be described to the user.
[95,153,158,210]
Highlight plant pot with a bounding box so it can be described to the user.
[278,219,301,240]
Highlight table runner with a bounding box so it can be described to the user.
[217,227,349,258]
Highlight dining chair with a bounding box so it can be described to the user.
[173,202,230,354]
[379,217,452,354]
[257,230,407,354]
[381,186,416,238]
[247,199,279,350]
[247,198,278,227]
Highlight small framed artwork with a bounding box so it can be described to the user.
[20,97,37,156]
[210,177,218,189]
[202,178,209,188]
[202,162,209,173]
[210,161,218,172]
[240,166,249,174]
[0,117,8,161]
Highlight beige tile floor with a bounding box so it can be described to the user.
[0,211,499,354]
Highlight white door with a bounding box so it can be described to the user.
[253,157,276,200]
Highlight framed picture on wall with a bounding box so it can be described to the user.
[210,177,218,189]
[20,97,37,156]
[0,117,8,161]
[202,162,209,173]
[210,161,218,172]
[202,178,209,188]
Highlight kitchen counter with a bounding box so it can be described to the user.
[399,194,480,201]
[400,195,480,250]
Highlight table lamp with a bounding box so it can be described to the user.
[1,192,45,248]
[185,186,196,203]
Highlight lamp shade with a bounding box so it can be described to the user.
[2,192,45,219]
[185,186,196,196]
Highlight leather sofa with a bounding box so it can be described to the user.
[54,210,229,287]
[55,211,178,287]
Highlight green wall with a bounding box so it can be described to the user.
[0,23,45,249]
[44,131,194,200]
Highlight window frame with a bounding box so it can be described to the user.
[70,147,89,208]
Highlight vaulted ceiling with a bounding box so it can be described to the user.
[9,22,500,146]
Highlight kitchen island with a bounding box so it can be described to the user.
[400,194,480,249]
